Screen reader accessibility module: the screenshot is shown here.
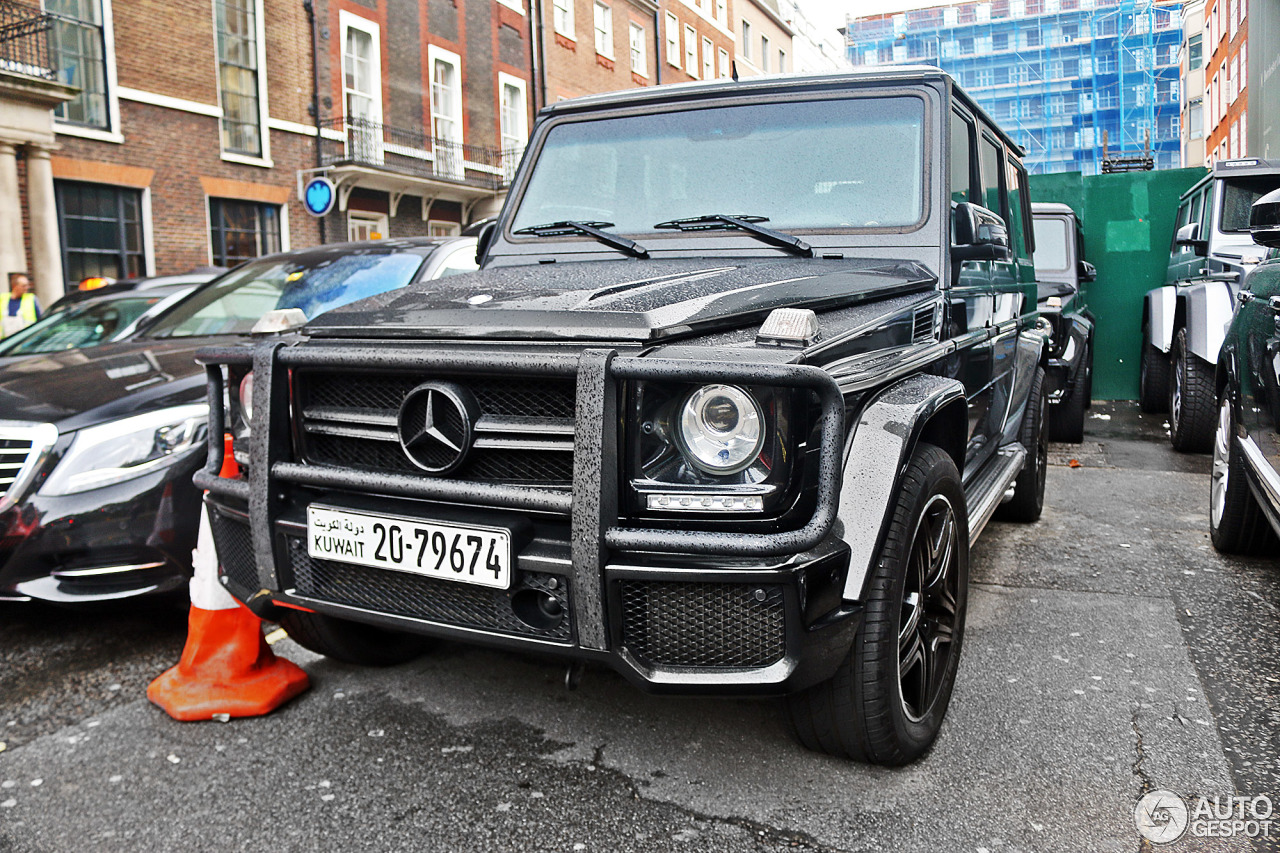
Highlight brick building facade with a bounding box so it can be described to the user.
[1203,0,1247,163]
[2,0,812,299]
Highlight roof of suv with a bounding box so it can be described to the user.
[537,68,1023,155]
[1031,202,1077,216]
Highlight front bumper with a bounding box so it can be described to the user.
[197,342,853,694]
[0,456,203,604]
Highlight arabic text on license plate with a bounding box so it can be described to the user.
[306,505,511,589]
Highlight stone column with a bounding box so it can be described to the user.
[24,145,65,305]
[0,142,24,286]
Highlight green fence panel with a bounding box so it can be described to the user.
[1030,167,1206,400]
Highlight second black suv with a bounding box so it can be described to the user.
[199,70,1047,765]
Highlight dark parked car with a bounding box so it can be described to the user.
[0,285,194,364]
[199,70,1048,764]
[1031,202,1095,443]
[1142,158,1280,451]
[48,270,224,313]
[1211,188,1280,553]
[0,237,477,605]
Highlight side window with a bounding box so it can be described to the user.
[950,110,975,204]
[979,133,1004,222]
[1199,186,1213,236]
[1188,191,1203,236]
[1005,158,1028,259]
[1171,200,1190,251]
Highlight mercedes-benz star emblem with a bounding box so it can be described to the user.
[397,382,478,475]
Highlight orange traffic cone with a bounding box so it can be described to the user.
[148,437,309,721]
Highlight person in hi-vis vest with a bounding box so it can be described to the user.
[2,272,41,338]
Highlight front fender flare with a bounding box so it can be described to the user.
[838,373,967,603]
[1181,281,1237,364]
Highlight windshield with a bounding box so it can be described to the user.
[1220,176,1280,232]
[0,295,163,356]
[1031,217,1071,272]
[147,251,425,338]
[510,96,927,237]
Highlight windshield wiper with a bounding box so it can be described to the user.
[513,220,649,259]
[652,214,813,257]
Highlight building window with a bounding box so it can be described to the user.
[718,47,729,78]
[342,13,383,164]
[630,23,646,74]
[499,73,528,181]
[427,220,461,238]
[741,20,751,62]
[214,0,263,156]
[778,49,786,73]
[1188,33,1202,68]
[430,47,463,178]
[553,0,574,38]
[594,2,612,57]
[47,0,109,129]
[1189,99,1204,139]
[665,13,680,66]
[701,37,713,79]
[209,198,281,267]
[55,181,144,285]
[684,25,697,76]
[347,212,388,242]
[760,35,770,72]
[714,0,725,25]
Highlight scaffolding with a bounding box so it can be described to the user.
[846,0,1184,175]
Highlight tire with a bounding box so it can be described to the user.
[1049,346,1088,443]
[1209,391,1279,554]
[1139,341,1170,414]
[997,366,1048,522]
[278,610,431,666]
[1168,328,1217,453]
[786,443,968,765]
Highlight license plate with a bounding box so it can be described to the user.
[306,505,511,589]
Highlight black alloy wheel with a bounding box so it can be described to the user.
[897,492,962,723]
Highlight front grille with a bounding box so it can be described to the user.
[285,537,572,642]
[0,438,36,499]
[210,511,257,591]
[619,581,787,669]
[296,371,577,486]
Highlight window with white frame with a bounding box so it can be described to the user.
[1240,111,1247,152]
[47,0,112,130]
[429,46,463,179]
[629,22,646,74]
[427,220,461,237]
[760,35,770,72]
[499,72,528,182]
[665,12,679,66]
[347,211,388,242]
[553,0,574,38]
[778,49,786,73]
[594,2,612,57]
[740,20,751,62]
[714,0,725,25]
[684,25,697,76]
[718,46,729,78]
[214,0,265,156]
[497,0,524,13]
[341,13,382,164]
[701,36,712,79]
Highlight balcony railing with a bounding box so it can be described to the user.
[0,0,57,82]
[318,117,524,192]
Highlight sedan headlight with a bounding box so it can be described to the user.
[41,404,208,496]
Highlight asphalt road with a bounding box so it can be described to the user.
[1,402,1277,853]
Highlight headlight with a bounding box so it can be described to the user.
[677,385,764,474]
[238,371,255,424]
[40,404,208,496]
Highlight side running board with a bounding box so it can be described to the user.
[965,444,1027,546]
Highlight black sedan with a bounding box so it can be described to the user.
[0,236,477,604]
[1211,188,1280,553]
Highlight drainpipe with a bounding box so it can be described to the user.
[529,0,547,111]
[303,0,327,244]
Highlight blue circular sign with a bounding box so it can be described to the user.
[303,177,336,217]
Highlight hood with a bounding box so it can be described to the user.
[305,257,937,342]
[0,336,216,431]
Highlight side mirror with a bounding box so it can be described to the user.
[1249,188,1280,249]
[952,202,1011,262]
[1078,259,1097,282]
[475,220,497,265]
[1175,221,1208,255]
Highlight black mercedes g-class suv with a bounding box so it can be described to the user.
[198,70,1048,765]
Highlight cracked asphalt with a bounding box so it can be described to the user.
[1,402,1278,852]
